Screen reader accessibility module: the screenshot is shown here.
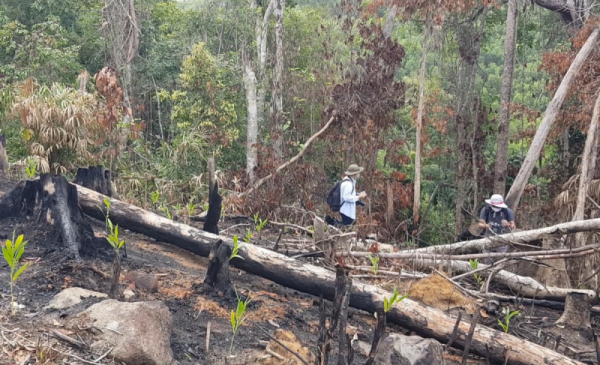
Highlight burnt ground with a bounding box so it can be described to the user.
[0,174,598,365]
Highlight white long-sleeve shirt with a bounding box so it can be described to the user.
[339,177,360,219]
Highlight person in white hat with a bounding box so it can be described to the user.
[338,164,367,225]
[477,194,516,235]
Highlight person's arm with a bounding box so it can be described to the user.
[506,209,516,230]
[478,207,490,230]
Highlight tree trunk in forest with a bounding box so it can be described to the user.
[73,184,584,365]
[493,0,518,195]
[555,292,591,330]
[0,134,7,175]
[536,236,571,288]
[413,22,430,229]
[203,239,234,297]
[453,13,486,236]
[203,158,222,235]
[572,87,600,290]
[271,0,285,160]
[256,0,274,134]
[244,63,258,184]
[505,26,600,212]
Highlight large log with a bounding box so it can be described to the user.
[406,218,600,255]
[74,184,584,365]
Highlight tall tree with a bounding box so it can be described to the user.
[493,0,518,195]
[271,0,285,159]
[505,25,600,211]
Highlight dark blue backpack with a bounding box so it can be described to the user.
[327,178,352,212]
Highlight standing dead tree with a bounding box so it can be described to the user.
[101,0,139,124]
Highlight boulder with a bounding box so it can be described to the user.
[373,334,446,365]
[45,287,108,310]
[78,299,173,365]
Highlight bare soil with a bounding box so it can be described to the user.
[0,175,598,365]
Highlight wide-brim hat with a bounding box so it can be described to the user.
[485,194,508,208]
[345,164,364,176]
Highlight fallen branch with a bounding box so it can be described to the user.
[408,257,596,302]
[405,219,600,255]
[243,114,336,196]
[343,243,600,261]
[270,221,314,236]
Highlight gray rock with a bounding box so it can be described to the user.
[78,299,174,365]
[45,287,108,310]
[373,334,446,365]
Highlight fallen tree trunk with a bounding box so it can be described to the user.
[74,184,584,365]
[405,218,600,255]
[407,257,596,302]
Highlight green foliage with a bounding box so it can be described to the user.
[242,229,253,244]
[498,308,519,333]
[187,202,197,216]
[383,287,408,313]
[230,235,244,261]
[102,197,125,252]
[2,232,29,315]
[367,253,379,275]
[253,214,268,239]
[469,259,484,286]
[230,289,251,354]
[160,206,172,220]
[150,191,160,207]
[25,156,38,178]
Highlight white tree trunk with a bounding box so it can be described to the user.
[256,0,274,132]
[271,0,285,159]
[493,0,518,195]
[244,64,258,184]
[413,24,430,227]
[505,26,600,211]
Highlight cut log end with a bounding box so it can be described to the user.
[556,292,592,334]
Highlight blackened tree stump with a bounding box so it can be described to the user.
[0,174,100,260]
[203,158,221,235]
[73,166,114,197]
[556,292,592,332]
[203,239,233,297]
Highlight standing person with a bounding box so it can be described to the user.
[338,164,367,225]
[478,194,516,235]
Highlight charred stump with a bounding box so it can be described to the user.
[0,134,7,174]
[556,292,592,332]
[0,174,102,260]
[73,166,114,197]
[203,181,222,235]
[203,239,234,297]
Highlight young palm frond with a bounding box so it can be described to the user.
[11,80,101,173]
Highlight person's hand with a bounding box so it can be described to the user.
[501,219,509,227]
[358,191,367,199]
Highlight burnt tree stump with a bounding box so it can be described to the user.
[556,292,592,331]
[73,166,114,197]
[203,239,233,297]
[203,180,221,235]
[0,174,103,260]
[0,134,7,174]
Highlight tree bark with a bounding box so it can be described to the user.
[505,26,600,212]
[413,22,430,229]
[271,0,285,159]
[256,0,274,135]
[555,292,591,330]
[73,166,114,197]
[0,134,7,174]
[75,184,584,365]
[244,62,259,184]
[204,239,234,297]
[572,87,600,289]
[493,0,518,195]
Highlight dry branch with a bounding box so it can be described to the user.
[243,114,336,196]
[404,218,600,255]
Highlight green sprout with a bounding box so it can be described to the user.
[498,308,519,333]
[25,157,38,179]
[469,259,484,285]
[187,202,197,216]
[230,290,251,354]
[242,229,253,243]
[253,214,268,240]
[230,236,244,261]
[150,191,160,208]
[102,198,126,298]
[160,206,172,220]
[383,287,408,313]
[2,232,29,315]
[367,253,379,274]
